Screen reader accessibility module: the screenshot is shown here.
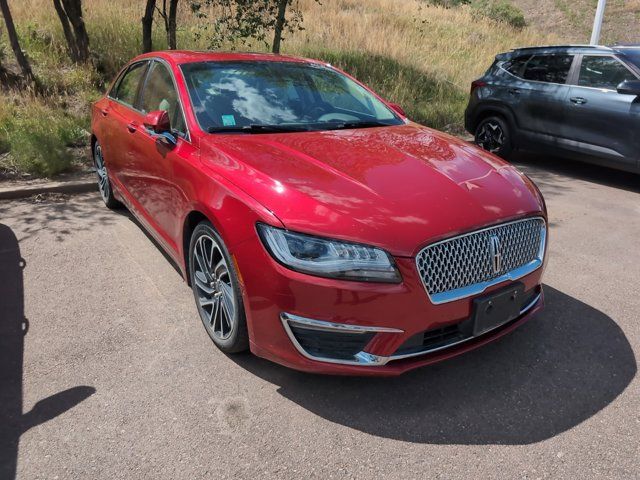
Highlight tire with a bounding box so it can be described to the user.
[93,141,122,209]
[474,115,513,158]
[188,221,249,354]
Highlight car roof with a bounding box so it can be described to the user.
[501,44,640,58]
[132,50,326,66]
[507,44,612,55]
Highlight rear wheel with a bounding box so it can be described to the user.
[474,116,513,158]
[93,141,121,209]
[189,221,249,353]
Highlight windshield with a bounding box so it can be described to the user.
[180,61,403,133]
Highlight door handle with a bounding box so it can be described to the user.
[508,88,521,95]
[126,122,138,133]
[570,97,587,105]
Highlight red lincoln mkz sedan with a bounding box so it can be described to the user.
[91,51,547,376]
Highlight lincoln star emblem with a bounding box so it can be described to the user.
[489,235,502,274]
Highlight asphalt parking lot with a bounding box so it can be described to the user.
[1,156,638,479]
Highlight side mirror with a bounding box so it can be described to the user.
[143,110,171,134]
[143,110,176,148]
[388,102,406,117]
[616,79,640,96]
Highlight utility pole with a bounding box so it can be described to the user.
[590,0,607,45]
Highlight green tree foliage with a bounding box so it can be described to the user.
[189,0,310,53]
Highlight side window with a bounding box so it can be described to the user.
[522,54,574,84]
[578,56,637,90]
[503,55,531,78]
[140,61,186,135]
[114,62,148,107]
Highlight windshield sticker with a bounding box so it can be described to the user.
[221,114,236,126]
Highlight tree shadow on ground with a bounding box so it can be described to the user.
[0,192,116,243]
[232,285,635,445]
[0,223,95,479]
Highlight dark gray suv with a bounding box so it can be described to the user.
[465,45,640,173]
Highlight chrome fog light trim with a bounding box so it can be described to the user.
[280,313,401,366]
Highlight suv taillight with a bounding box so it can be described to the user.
[470,80,487,95]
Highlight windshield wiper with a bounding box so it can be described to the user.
[324,120,395,130]
[208,124,310,134]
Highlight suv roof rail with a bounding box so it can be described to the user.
[510,44,612,52]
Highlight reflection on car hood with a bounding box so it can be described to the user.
[200,123,545,256]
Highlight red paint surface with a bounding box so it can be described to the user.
[92,51,547,375]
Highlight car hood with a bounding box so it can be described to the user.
[200,123,545,256]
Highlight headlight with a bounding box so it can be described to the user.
[257,224,401,283]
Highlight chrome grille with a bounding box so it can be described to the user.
[416,217,546,304]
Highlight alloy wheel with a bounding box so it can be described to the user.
[94,144,110,202]
[476,120,505,153]
[192,234,236,341]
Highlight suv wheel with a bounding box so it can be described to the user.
[475,116,513,158]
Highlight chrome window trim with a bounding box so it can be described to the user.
[415,217,547,305]
[107,58,192,144]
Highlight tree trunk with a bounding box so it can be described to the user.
[53,0,90,63]
[62,0,90,63]
[53,0,79,61]
[142,0,156,53]
[272,0,288,54]
[0,0,36,84]
[167,0,178,50]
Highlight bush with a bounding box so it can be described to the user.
[472,1,527,29]
[0,99,86,177]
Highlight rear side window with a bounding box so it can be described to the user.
[502,55,531,77]
[522,54,574,84]
[578,56,637,90]
[113,62,148,107]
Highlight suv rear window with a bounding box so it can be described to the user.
[522,54,574,84]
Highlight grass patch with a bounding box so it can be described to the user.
[0,97,87,177]
[1,0,562,177]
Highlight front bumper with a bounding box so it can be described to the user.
[232,233,545,376]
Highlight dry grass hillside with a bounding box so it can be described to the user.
[2,0,563,176]
[512,0,640,44]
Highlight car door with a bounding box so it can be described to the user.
[105,61,150,195]
[512,53,575,145]
[129,59,194,253]
[563,54,640,171]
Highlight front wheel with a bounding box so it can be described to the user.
[474,116,513,158]
[189,221,249,354]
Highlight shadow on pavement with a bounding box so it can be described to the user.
[511,152,640,196]
[233,285,636,445]
[0,224,95,479]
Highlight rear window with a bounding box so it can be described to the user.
[522,54,574,84]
